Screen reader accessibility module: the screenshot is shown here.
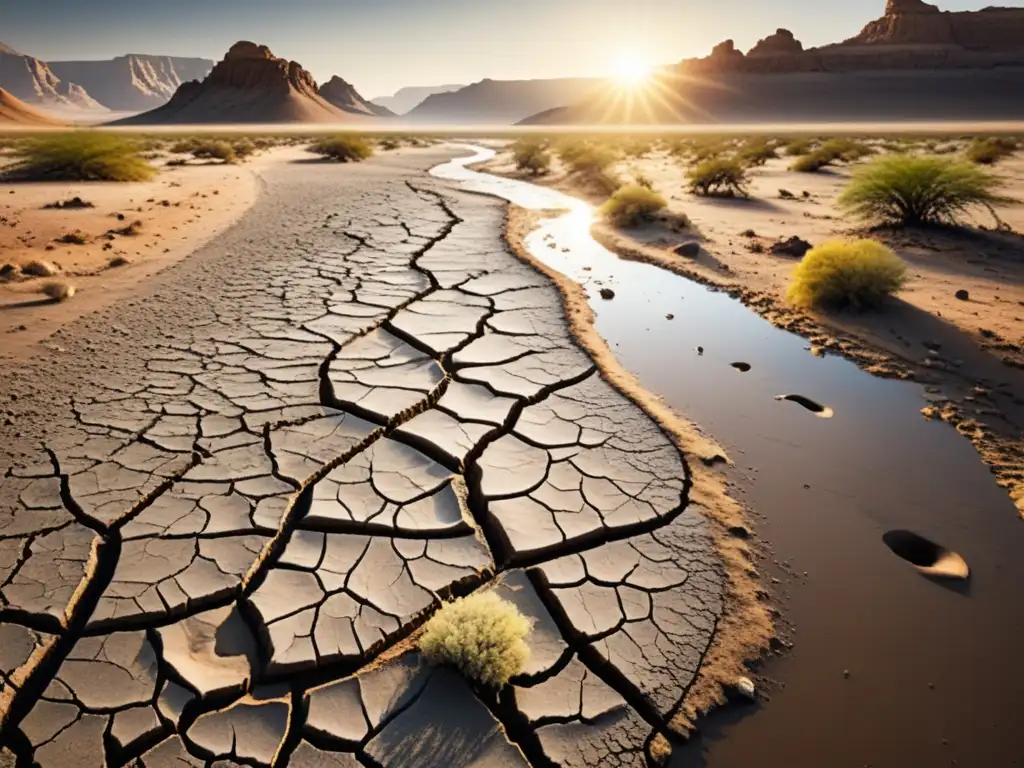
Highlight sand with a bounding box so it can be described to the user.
[0,152,274,359]
[480,142,1024,516]
[0,89,62,126]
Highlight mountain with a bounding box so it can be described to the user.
[114,41,375,125]
[0,43,103,110]
[320,76,394,117]
[403,77,602,125]
[0,88,62,125]
[522,1,1024,125]
[47,55,213,111]
[371,84,464,115]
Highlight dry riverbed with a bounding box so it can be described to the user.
[479,145,1024,516]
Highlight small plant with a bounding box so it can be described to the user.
[784,138,814,156]
[10,133,155,182]
[420,592,530,688]
[631,168,654,190]
[39,280,75,302]
[511,138,551,175]
[598,184,667,226]
[309,135,374,163]
[738,139,777,167]
[788,239,906,310]
[838,155,1011,227]
[965,136,1016,165]
[687,157,750,198]
[55,231,90,245]
[792,138,872,172]
[378,136,402,151]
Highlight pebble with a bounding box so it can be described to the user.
[735,676,756,701]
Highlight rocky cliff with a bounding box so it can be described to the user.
[48,55,213,111]
[849,0,1024,48]
[371,84,465,115]
[114,41,372,125]
[0,45,103,109]
[320,75,394,117]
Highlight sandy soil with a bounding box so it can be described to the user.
[480,145,1024,516]
[0,154,270,359]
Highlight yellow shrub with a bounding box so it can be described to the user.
[788,239,907,310]
[598,184,666,226]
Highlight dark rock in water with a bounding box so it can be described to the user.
[599,288,615,300]
[674,242,701,258]
[955,289,970,301]
[728,525,752,539]
[770,236,812,258]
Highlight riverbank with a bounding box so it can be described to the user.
[478,144,1024,517]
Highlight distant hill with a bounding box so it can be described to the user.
[114,41,378,125]
[523,0,1024,125]
[0,87,63,125]
[403,77,602,125]
[48,55,213,111]
[320,76,394,117]
[0,43,103,111]
[371,84,464,115]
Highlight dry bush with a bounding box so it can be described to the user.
[738,138,778,167]
[420,592,530,688]
[308,135,374,162]
[599,184,667,226]
[838,155,1011,227]
[788,239,906,310]
[792,138,872,172]
[21,260,58,277]
[965,136,1017,165]
[784,138,814,156]
[10,133,155,182]
[39,279,75,301]
[511,138,551,175]
[687,157,750,197]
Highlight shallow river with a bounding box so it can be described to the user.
[432,147,1024,768]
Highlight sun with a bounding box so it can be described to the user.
[613,54,651,86]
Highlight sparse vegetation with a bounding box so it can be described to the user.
[419,592,530,688]
[39,280,75,302]
[838,155,1011,227]
[738,139,777,167]
[788,239,906,310]
[9,133,156,182]
[965,136,1017,165]
[511,138,551,175]
[687,157,750,198]
[598,184,667,226]
[791,138,873,172]
[784,138,814,156]
[308,135,374,163]
[55,231,90,245]
[555,139,621,193]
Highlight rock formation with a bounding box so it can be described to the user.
[0,87,63,124]
[747,29,803,57]
[114,41,376,125]
[403,77,602,125]
[319,75,394,117]
[371,84,465,115]
[47,55,214,111]
[848,0,1024,48]
[0,44,103,110]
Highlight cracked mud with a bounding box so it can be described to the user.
[0,153,726,767]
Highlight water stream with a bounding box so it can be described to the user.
[431,146,1024,768]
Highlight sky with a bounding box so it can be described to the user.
[1,0,1013,97]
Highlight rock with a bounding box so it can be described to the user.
[747,28,804,57]
[674,242,701,258]
[728,525,751,539]
[666,313,675,320]
[0,263,19,280]
[778,188,795,199]
[955,289,970,301]
[320,75,393,117]
[734,676,757,701]
[599,288,615,300]
[770,236,812,258]
[21,259,58,277]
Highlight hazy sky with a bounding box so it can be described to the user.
[2,0,1012,97]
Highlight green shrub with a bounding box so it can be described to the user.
[378,136,402,151]
[511,138,551,175]
[420,592,530,688]
[792,138,872,173]
[738,139,777,167]
[965,136,1016,165]
[687,157,750,197]
[10,133,155,182]
[309,135,374,163]
[557,140,618,175]
[838,155,1010,226]
[784,138,814,156]
[598,184,667,226]
[788,240,907,310]
[192,139,237,163]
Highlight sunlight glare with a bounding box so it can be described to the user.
[613,54,651,86]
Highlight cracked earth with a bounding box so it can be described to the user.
[0,150,727,767]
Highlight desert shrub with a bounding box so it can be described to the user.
[556,139,621,193]
[631,168,654,190]
[617,137,655,158]
[784,138,814,156]
[838,155,1010,226]
[788,239,906,310]
[738,139,777,167]
[191,139,237,163]
[598,184,667,226]
[309,135,374,163]
[687,157,750,197]
[378,136,402,151]
[39,279,75,301]
[965,136,1017,165]
[662,137,694,159]
[511,138,551,175]
[792,138,872,172]
[690,138,732,164]
[420,592,530,688]
[10,133,155,182]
